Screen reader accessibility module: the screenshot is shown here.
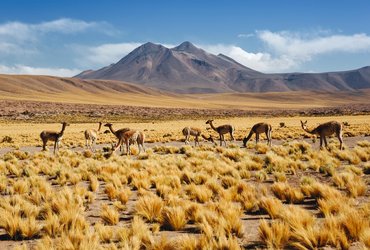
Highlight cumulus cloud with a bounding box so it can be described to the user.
[82,42,143,65]
[0,18,117,76]
[198,44,296,72]
[0,64,81,77]
[237,33,254,38]
[257,30,370,60]
[0,18,114,42]
[198,31,370,72]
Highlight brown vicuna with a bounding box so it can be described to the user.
[300,120,343,150]
[182,127,214,146]
[104,123,130,152]
[84,122,102,151]
[243,122,272,147]
[40,122,69,154]
[206,119,234,146]
[111,129,145,155]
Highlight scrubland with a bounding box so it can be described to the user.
[0,128,369,249]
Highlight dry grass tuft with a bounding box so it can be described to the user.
[271,182,305,204]
[135,195,164,223]
[162,206,188,231]
[333,172,367,197]
[101,204,119,225]
[259,219,290,249]
[259,197,284,219]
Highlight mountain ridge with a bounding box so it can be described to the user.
[75,41,370,93]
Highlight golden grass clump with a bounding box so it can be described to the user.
[259,219,290,249]
[222,148,248,162]
[94,222,115,243]
[88,174,99,192]
[117,187,131,205]
[271,182,305,204]
[150,235,176,250]
[162,206,188,231]
[255,143,269,154]
[332,148,361,165]
[259,197,284,219]
[175,234,199,250]
[130,216,153,247]
[317,197,349,217]
[230,182,260,212]
[105,183,118,200]
[185,184,213,203]
[12,179,29,195]
[264,152,297,174]
[300,182,341,200]
[135,195,164,223]
[280,205,315,229]
[333,172,367,197]
[101,204,119,225]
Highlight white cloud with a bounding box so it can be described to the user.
[36,18,102,34]
[197,31,370,72]
[0,18,113,42]
[258,30,370,60]
[83,42,143,65]
[198,44,296,72]
[0,64,81,77]
[237,33,254,38]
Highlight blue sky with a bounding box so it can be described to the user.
[1,0,370,76]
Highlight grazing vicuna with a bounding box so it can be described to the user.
[300,120,343,150]
[243,122,272,147]
[40,122,69,154]
[84,122,102,151]
[104,123,130,152]
[111,129,145,156]
[182,127,214,146]
[206,119,234,146]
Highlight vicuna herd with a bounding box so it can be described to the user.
[40,119,344,154]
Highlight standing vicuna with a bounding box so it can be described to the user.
[182,127,214,146]
[300,120,343,150]
[104,123,130,152]
[40,122,70,154]
[84,122,102,151]
[205,119,234,146]
[110,129,145,156]
[243,122,272,147]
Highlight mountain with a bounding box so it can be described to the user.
[75,41,370,93]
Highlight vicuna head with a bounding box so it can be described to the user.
[242,137,248,147]
[104,123,113,127]
[205,119,214,125]
[300,120,308,130]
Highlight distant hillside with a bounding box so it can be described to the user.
[0,74,171,105]
[75,41,370,93]
[1,74,370,110]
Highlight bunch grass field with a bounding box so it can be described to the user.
[0,115,369,249]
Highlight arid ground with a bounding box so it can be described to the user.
[0,77,370,249]
[0,97,369,249]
